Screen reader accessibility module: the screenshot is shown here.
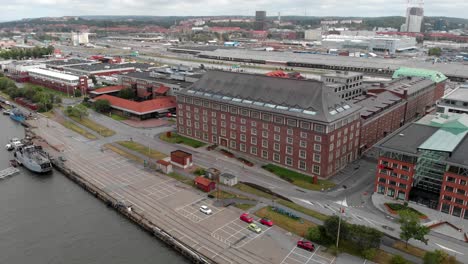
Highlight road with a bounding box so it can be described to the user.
[79,108,468,263]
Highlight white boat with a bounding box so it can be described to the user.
[5,138,23,151]
[14,144,52,173]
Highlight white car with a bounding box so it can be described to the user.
[199,205,212,215]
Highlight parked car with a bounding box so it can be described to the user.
[240,213,253,223]
[199,205,212,215]
[297,240,315,251]
[259,217,273,227]
[247,223,262,233]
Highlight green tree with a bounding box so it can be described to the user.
[89,75,97,85]
[428,47,442,57]
[390,255,410,264]
[362,248,377,260]
[118,88,135,99]
[348,224,383,251]
[399,210,430,247]
[323,216,348,244]
[306,226,322,242]
[94,99,111,113]
[423,250,456,264]
[74,89,82,97]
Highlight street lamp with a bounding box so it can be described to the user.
[336,185,348,248]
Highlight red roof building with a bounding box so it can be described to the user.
[89,85,125,97]
[93,94,176,119]
[194,176,216,192]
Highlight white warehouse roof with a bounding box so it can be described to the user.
[28,68,79,81]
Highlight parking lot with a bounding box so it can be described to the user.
[141,179,181,200]
[211,218,272,248]
[176,198,224,223]
[281,246,336,264]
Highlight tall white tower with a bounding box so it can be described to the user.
[403,0,424,32]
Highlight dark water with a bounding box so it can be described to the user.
[0,114,188,264]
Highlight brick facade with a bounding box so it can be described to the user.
[176,96,361,178]
[439,171,468,219]
[374,157,415,200]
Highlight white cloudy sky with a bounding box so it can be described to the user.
[0,0,466,21]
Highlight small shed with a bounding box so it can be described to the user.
[194,176,216,192]
[170,150,193,169]
[156,159,173,174]
[220,173,238,186]
[205,168,221,180]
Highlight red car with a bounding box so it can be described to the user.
[297,240,315,251]
[259,217,273,227]
[240,213,254,223]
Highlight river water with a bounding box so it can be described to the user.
[0,113,188,264]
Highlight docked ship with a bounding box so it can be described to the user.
[14,144,52,173]
[9,109,25,123]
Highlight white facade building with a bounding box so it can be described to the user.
[437,85,468,115]
[402,7,424,33]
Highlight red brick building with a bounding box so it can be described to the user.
[374,113,468,219]
[175,71,362,178]
[355,77,440,150]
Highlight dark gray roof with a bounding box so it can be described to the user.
[382,77,434,96]
[182,71,361,123]
[378,123,439,154]
[120,71,194,87]
[63,63,153,72]
[447,135,468,167]
[45,59,93,66]
[353,91,402,119]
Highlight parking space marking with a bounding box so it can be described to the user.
[175,199,224,223]
[211,218,272,248]
[281,246,334,264]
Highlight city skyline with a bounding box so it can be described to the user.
[1,0,468,22]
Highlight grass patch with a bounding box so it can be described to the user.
[255,206,316,237]
[385,203,427,217]
[110,113,128,121]
[210,190,253,200]
[167,172,195,186]
[372,249,395,264]
[262,164,335,191]
[42,110,55,118]
[70,116,115,137]
[234,204,255,210]
[159,133,207,148]
[392,241,427,258]
[116,141,167,160]
[104,144,144,163]
[277,200,329,222]
[62,121,97,139]
[235,183,275,199]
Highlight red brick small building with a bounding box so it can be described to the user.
[194,176,216,192]
[170,150,193,169]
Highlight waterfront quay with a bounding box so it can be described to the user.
[27,116,329,264]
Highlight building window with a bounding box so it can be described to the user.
[186,128,192,135]
[402,165,410,172]
[230,123,237,130]
[241,118,246,124]
[313,153,321,163]
[262,123,269,129]
[221,121,226,128]
[274,143,280,151]
[299,150,306,159]
[329,143,334,151]
[274,134,280,141]
[251,128,257,135]
[230,140,237,149]
[314,144,321,152]
[287,129,293,135]
[274,116,284,124]
[194,122,200,129]
[313,165,321,175]
[251,137,257,145]
[400,175,409,181]
[250,146,258,155]
[230,116,236,122]
[195,130,201,138]
[286,146,293,155]
[445,186,454,192]
[211,112,217,117]
[240,125,246,132]
[455,198,464,205]
[240,134,246,142]
[286,137,293,144]
[447,176,456,183]
[298,160,307,171]
[240,143,246,152]
[211,126,217,134]
[285,156,293,166]
[261,150,268,159]
[300,132,307,138]
[211,118,217,125]
[186,120,192,127]
[379,178,386,183]
[274,126,281,132]
[230,131,236,139]
[377,185,385,194]
[300,140,307,148]
[262,139,268,148]
[315,135,322,142]
[221,114,226,120]
[314,124,325,133]
[220,128,226,136]
[453,206,462,217]
[457,189,465,195]
[178,126,184,133]
[441,203,450,214]
[399,183,407,189]
[262,130,268,138]
[273,153,280,162]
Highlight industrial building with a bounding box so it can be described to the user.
[27,68,89,95]
[374,113,468,219]
[2,61,46,82]
[436,85,468,115]
[321,35,417,54]
[322,71,365,100]
[61,63,152,76]
[176,71,362,178]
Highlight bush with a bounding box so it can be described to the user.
[362,248,377,260]
[193,168,206,176]
[423,250,456,264]
[391,255,410,264]
[306,226,322,242]
[74,89,82,97]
